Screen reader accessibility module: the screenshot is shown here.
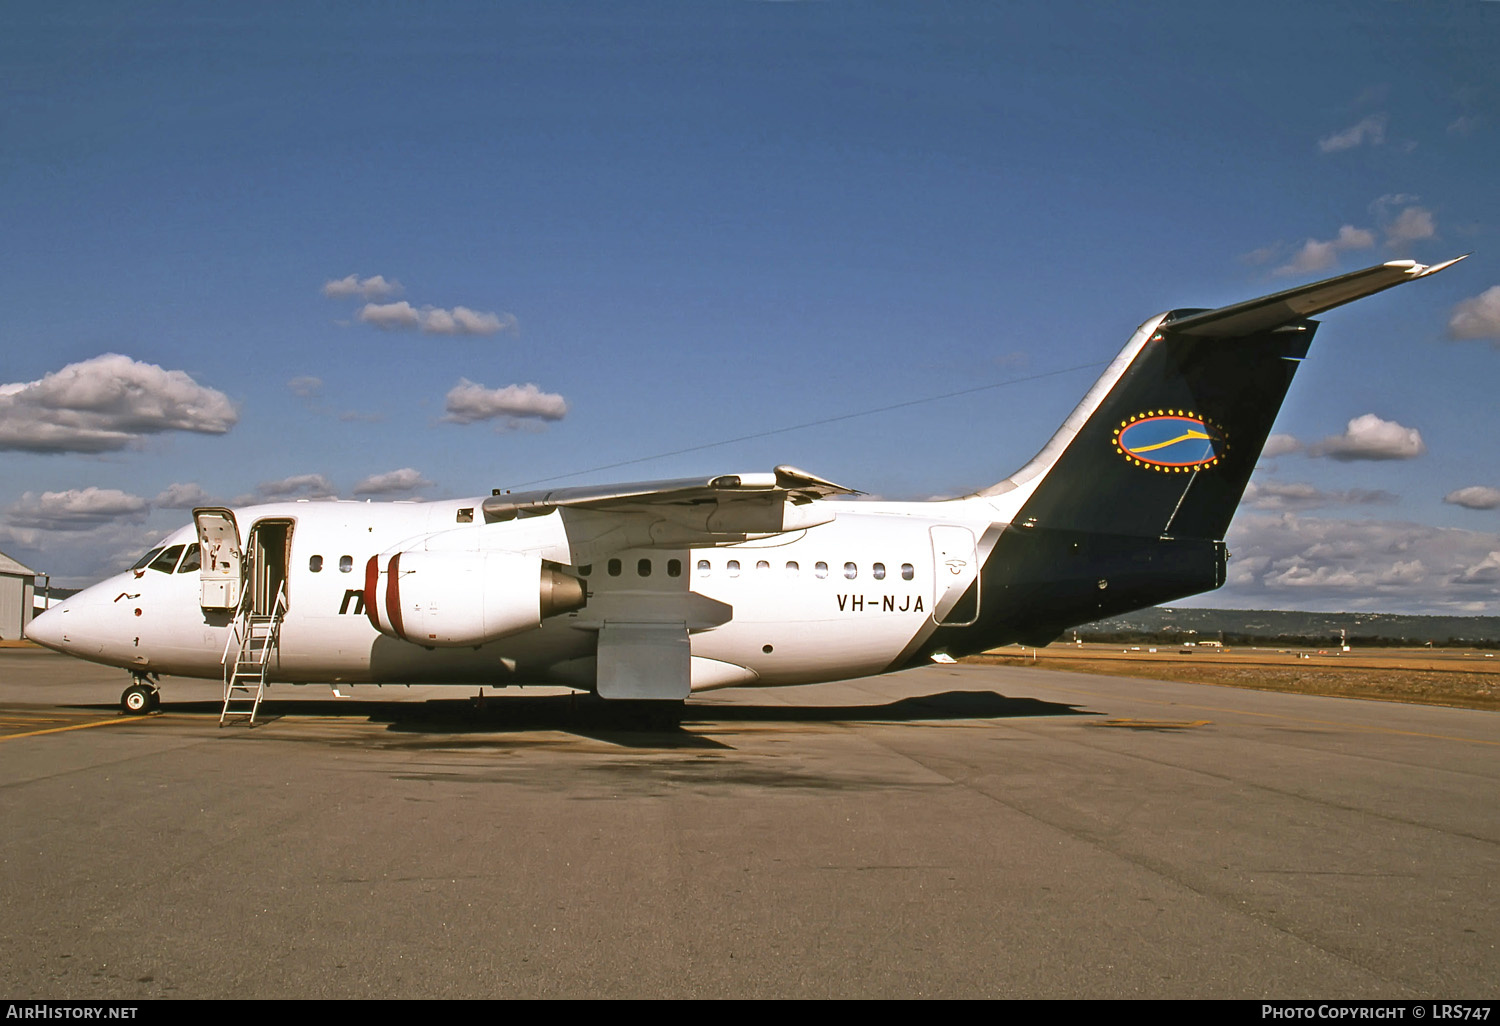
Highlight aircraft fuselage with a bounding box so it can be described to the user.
[30,497,997,692]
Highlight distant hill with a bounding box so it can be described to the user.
[1074,607,1500,648]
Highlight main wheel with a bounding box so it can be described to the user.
[121,683,155,714]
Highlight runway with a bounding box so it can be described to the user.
[0,649,1495,999]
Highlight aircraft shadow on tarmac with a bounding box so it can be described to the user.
[67,689,1089,746]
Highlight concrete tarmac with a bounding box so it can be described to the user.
[0,649,1495,999]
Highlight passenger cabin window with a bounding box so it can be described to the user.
[309,555,323,573]
[177,547,201,573]
[727,559,741,577]
[873,562,886,581]
[339,555,353,573]
[756,560,769,573]
[844,562,858,580]
[578,565,592,577]
[148,545,184,574]
[637,558,652,577]
[696,559,710,577]
[607,559,622,577]
[902,563,914,580]
[667,559,682,578]
[785,561,799,576]
[815,561,829,579]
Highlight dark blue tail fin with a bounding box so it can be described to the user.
[982,257,1465,543]
[945,257,1465,649]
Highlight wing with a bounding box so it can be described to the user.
[481,464,861,545]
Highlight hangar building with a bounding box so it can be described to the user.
[0,551,37,642]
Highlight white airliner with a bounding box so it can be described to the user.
[26,257,1464,724]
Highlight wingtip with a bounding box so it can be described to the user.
[1414,254,1470,277]
[774,464,861,496]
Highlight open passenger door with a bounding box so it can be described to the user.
[194,508,243,611]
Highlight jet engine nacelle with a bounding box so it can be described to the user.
[365,549,586,647]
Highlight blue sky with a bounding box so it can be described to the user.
[2,1,1498,613]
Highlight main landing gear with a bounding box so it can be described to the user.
[614,699,685,730]
[120,672,161,714]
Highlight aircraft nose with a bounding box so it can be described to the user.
[25,601,68,652]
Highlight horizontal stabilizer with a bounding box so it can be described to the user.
[1164,256,1467,338]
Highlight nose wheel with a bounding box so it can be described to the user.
[121,674,160,714]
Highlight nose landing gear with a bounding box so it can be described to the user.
[121,672,161,714]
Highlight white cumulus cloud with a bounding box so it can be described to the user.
[358,302,517,336]
[253,474,337,500]
[1444,486,1500,511]
[1455,551,1500,586]
[1260,434,1303,459]
[1242,481,1397,512]
[152,483,214,509]
[1447,286,1500,342]
[421,307,518,336]
[357,301,422,330]
[352,468,433,497]
[0,520,167,585]
[1383,205,1435,248]
[442,380,568,425]
[1242,481,1325,511]
[1317,114,1387,153]
[1310,414,1425,461]
[1219,513,1500,612]
[1273,225,1375,276]
[5,488,150,530]
[322,274,403,300]
[0,354,237,454]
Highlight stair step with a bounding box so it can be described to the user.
[220,606,283,728]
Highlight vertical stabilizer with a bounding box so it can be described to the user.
[979,258,1465,543]
[931,257,1466,650]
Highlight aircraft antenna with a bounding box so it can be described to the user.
[506,359,1108,489]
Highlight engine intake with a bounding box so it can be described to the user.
[365,549,585,646]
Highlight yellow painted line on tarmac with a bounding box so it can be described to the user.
[1092,718,1213,730]
[0,714,154,741]
[1033,680,1500,746]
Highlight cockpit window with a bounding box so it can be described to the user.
[148,545,185,574]
[177,546,201,573]
[131,547,166,571]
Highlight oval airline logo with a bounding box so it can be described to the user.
[1113,411,1228,471]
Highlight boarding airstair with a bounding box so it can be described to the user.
[220,590,285,727]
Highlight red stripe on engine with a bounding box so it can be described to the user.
[364,556,381,632]
[386,552,406,640]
